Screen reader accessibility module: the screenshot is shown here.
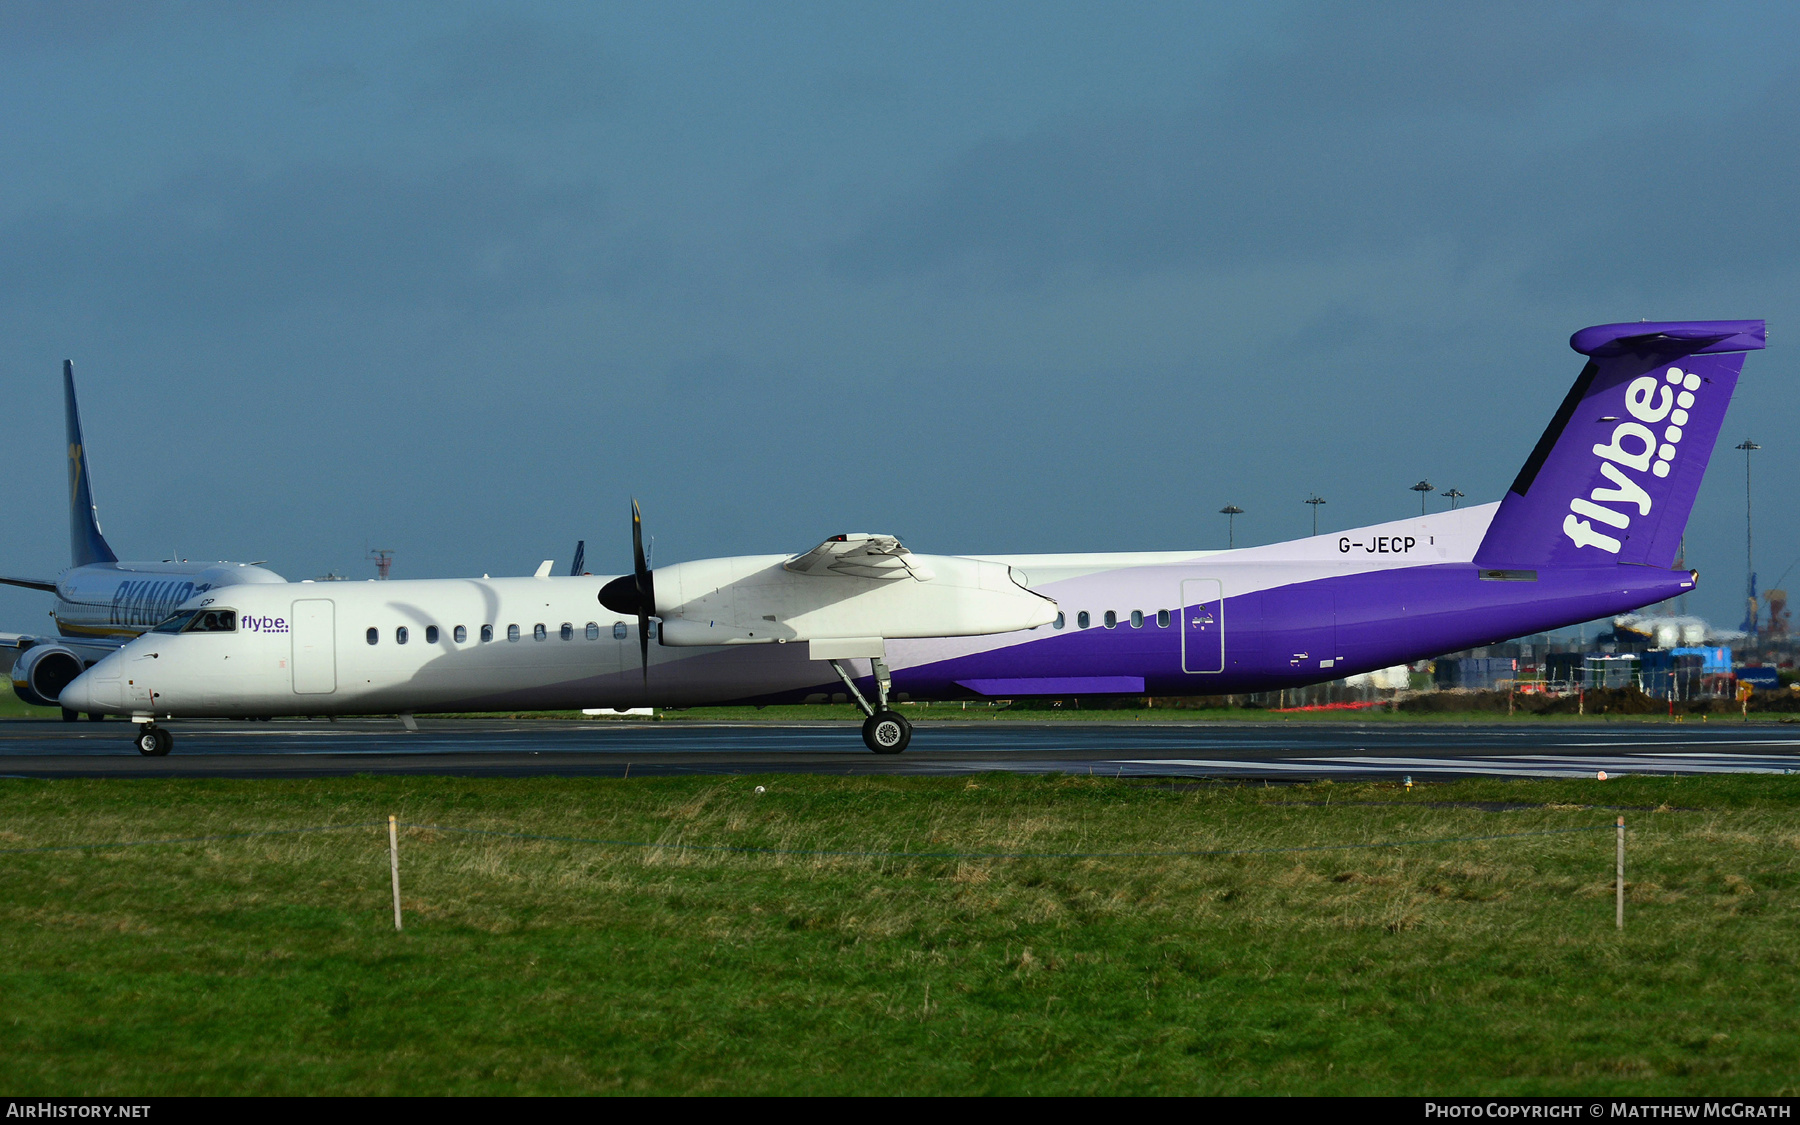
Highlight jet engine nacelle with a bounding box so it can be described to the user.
[653,553,1058,646]
[11,644,87,708]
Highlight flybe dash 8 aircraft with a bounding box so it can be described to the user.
[3,362,285,717]
[60,319,1762,757]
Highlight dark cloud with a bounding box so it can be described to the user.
[291,62,367,107]
[1238,2,1664,116]
[414,15,619,126]
[814,67,906,110]
[832,2,1790,294]
[0,161,659,320]
[0,0,165,52]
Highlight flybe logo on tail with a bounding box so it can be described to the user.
[1563,367,1702,553]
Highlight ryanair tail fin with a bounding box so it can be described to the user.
[64,361,118,569]
[1474,320,1765,570]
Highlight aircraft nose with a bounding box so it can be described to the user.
[58,669,95,713]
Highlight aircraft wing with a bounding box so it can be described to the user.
[0,576,57,592]
[0,630,129,663]
[782,534,936,581]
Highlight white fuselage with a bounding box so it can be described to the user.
[59,506,1506,719]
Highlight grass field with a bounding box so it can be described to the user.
[1,773,1797,1095]
[0,693,63,719]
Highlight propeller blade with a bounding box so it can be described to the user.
[632,500,652,694]
[593,499,658,698]
[597,499,656,618]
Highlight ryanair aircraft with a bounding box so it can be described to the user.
[3,363,285,717]
[55,321,1762,758]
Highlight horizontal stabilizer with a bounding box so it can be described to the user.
[0,576,57,593]
[1571,320,1765,358]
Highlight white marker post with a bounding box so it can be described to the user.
[388,817,403,928]
[1615,816,1625,931]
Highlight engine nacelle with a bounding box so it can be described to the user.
[11,644,87,708]
[652,553,1058,646]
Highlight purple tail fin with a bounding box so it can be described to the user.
[1474,320,1765,570]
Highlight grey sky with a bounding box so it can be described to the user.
[4,1,1798,631]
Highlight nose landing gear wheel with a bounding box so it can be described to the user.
[862,710,911,754]
[134,727,173,756]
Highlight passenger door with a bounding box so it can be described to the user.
[291,599,337,694]
[1180,578,1225,674]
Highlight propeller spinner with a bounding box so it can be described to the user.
[597,499,656,689]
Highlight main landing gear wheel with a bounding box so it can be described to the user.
[134,726,173,757]
[862,710,911,754]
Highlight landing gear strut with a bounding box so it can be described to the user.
[830,657,912,754]
[133,725,173,757]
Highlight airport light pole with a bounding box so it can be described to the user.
[1737,440,1761,636]
[1410,480,1434,516]
[1441,487,1465,511]
[1305,494,1326,536]
[1219,505,1244,549]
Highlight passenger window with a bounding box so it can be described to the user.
[481,625,493,643]
[454,625,467,643]
[1104,611,1117,629]
[1157,609,1170,628]
[507,624,520,642]
[1077,611,1090,629]
[534,623,547,641]
[396,626,409,645]
[648,621,659,640]
[366,627,378,645]
[560,622,573,641]
[1130,610,1143,629]
[585,622,599,640]
[613,621,627,640]
[1054,612,1065,630]
[426,625,439,644]
[185,609,237,633]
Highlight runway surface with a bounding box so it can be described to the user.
[3,716,1800,780]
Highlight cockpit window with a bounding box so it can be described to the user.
[153,610,199,634]
[185,609,237,633]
